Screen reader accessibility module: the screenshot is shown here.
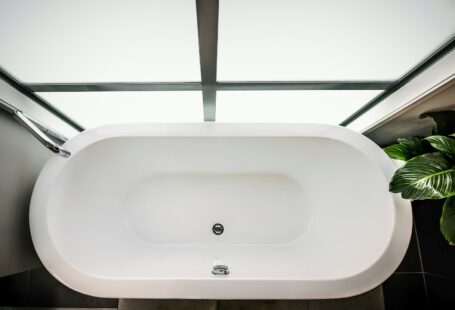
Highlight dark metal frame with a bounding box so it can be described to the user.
[26,82,202,92]
[0,1,454,130]
[0,67,84,131]
[26,81,392,92]
[217,81,393,91]
[340,35,455,126]
[196,0,218,121]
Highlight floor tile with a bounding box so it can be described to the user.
[118,299,216,310]
[395,223,421,273]
[0,308,116,310]
[425,273,455,310]
[0,271,29,306]
[382,273,428,310]
[413,200,455,278]
[26,267,118,308]
[218,300,308,310]
[308,286,384,310]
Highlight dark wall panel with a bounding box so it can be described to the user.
[0,109,47,276]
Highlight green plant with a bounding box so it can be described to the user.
[383,111,455,244]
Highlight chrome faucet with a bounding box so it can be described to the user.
[0,98,71,158]
[14,111,71,158]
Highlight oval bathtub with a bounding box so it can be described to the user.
[30,123,412,299]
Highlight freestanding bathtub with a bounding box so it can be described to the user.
[30,123,412,299]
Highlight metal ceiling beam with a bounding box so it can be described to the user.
[340,36,455,127]
[0,67,84,132]
[196,0,219,121]
[217,81,392,91]
[26,82,202,92]
[26,81,391,92]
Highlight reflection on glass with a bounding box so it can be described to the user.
[217,90,382,125]
[38,91,203,127]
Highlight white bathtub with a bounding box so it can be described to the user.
[30,123,412,299]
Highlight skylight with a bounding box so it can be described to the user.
[218,0,455,81]
[217,90,382,124]
[0,0,200,82]
[38,92,204,128]
[0,0,454,133]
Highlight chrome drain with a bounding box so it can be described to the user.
[212,223,224,235]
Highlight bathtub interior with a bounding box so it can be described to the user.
[45,136,394,280]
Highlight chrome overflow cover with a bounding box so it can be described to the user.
[212,264,229,275]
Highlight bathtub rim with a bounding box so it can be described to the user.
[29,123,412,299]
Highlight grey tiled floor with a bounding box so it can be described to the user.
[308,286,384,310]
[217,300,309,310]
[0,267,384,310]
[117,286,384,310]
[0,308,117,310]
[119,299,217,310]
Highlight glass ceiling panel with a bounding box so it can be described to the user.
[216,90,382,125]
[0,0,200,83]
[38,92,203,128]
[218,0,455,81]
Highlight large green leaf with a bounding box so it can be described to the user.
[383,137,427,161]
[389,153,455,199]
[425,135,455,155]
[420,111,455,135]
[440,196,455,245]
[383,144,412,161]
